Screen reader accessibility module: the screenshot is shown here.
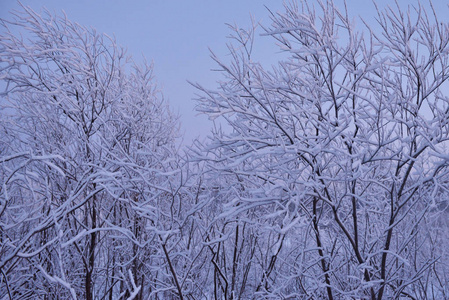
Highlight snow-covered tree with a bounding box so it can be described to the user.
[0,5,191,299]
[194,1,449,298]
[3,1,449,299]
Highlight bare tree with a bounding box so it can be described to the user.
[3,1,449,299]
[0,5,188,299]
[194,1,449,298]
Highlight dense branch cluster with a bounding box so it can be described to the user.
[1,1,449,299]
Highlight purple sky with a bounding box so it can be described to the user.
[1,0,446,144]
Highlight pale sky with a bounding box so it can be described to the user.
[0,0,447,144]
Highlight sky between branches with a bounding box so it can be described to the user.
[0,0,447,144]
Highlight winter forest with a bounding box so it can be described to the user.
[1,1,449,299]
